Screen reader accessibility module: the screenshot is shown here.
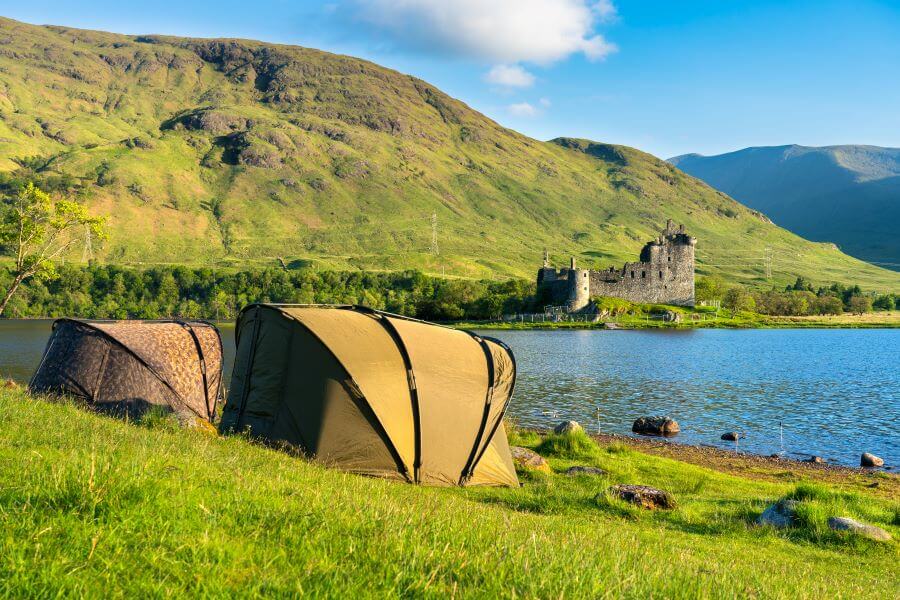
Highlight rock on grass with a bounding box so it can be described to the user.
[609,484,676,510]
[510,446,551,473]
[565,466,607,477]
[553,420,582,435]
[757,499,799,528]
[827,517,892,542]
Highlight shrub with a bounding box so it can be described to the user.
[536,429,599,459]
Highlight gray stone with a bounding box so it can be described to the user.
[720,432,740,441]
[509,446,551,473]
[806,455,825,464]
[757,499,799,528]
[860,453,884,467]
[827,517,892,541]
[661,310,682,323]
[609,484,676,510]
[553,420,583,435]
[565,466,607,477]
[632,416,680,437]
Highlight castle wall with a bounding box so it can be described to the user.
[538,220,696,312]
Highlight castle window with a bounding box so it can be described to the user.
[584,272,588,278]
[630,271,635,279]
[667,256,671,262]
[659,271,663,278]
[641,271,646,278]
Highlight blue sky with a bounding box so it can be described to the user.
[2,0,899,158]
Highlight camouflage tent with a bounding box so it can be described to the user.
[29,319,223,422]
[219,304,519,487]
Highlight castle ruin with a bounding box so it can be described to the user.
[537,219,696,312]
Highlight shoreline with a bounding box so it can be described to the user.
[529,427,898,499]
[455,316,900,330]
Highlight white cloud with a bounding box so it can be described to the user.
[593,0,618,23]
[539,97,552,107]
[507,102,540,118]
[349,0,618,64]
[484,64,536,88]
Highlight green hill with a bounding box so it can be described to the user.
[1,17,899,291]
[669,145,900,271]
[2,389,896,596]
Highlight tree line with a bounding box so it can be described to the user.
[697,276,896,316]
[2,264,537,322]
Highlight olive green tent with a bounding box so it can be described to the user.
[219,304,519,487]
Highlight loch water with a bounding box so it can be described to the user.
[2,321,896,467]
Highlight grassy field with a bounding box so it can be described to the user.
[2,17,899,292]
[1,388,896,597]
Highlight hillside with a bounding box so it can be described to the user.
[669,145,900,271]
[1,18,899,291]
[1,390,896,596]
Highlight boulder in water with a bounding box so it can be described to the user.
[632,416,680,437]
[860,453,884,467]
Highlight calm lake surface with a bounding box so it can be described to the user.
[2,321,896,467]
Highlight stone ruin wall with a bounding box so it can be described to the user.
[538,220,696,312]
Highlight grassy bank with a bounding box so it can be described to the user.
[457,310,900,330]
[1,389,896,597]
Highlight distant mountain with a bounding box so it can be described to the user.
[0,18,897,290]
[669,145,900,270]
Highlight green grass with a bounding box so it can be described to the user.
[1,389,896,597]
[1,17,899,292]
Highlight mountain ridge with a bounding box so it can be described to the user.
[669,144,900,271]
[1,16,898,290]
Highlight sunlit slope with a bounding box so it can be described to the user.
[1,17,898,290]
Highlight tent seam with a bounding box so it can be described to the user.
[458,333,496,485]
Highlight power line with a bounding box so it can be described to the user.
[430,212,439,256]
[82,223,94,263]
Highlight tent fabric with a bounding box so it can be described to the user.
[29,319,223,421]
[219,304,519,487]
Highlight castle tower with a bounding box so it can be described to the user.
[566,260,591,312]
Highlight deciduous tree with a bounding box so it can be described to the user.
[0,182,105,316]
